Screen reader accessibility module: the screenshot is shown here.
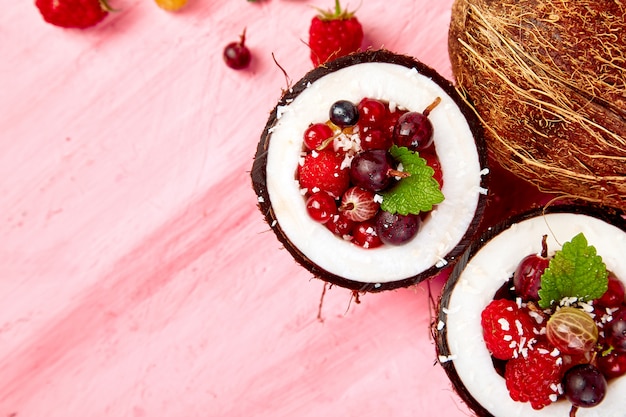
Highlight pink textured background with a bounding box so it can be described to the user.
[1,1,549,416]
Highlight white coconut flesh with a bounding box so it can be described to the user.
[265,62,484,284]
[443,212,626,417]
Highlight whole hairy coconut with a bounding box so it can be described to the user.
[449,0,626,209]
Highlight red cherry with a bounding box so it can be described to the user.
[384,109,407,135]
[352,220,383,249]
[305,191,338,223]
[325,212,356,238]
[360,127,392,150]
[304,123,334,150]
[513,235,550,301]
[224,29,251,70]
[597,349,626,380]
[357,98,387,129]
[596,273,625,308]
[605,308,626,352]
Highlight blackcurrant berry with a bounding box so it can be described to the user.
[329,100,359,127]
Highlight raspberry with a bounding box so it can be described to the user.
[481,298,538,360]
[308,0,363,66]
[35,0,110,29]
[298,150,350,199]
[504,342,564,410]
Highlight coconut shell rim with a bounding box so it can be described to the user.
[250,49,489,293]
[434,202,626,417]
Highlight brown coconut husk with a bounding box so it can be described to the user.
[449,0,626,210]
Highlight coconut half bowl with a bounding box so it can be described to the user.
[251,49,488,292]
[435,204,626,417]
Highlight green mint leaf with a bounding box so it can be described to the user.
[537,233,608,309]
[379,145,444,215]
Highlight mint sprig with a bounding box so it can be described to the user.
[538,233,608,309]
[379,145,444,215]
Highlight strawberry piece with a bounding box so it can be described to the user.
[481,299,539,360]
[505,341,564,410]
[35,0,111,28]
[298,150,350,199]
[308,0,364,66]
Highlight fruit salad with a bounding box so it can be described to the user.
[297,97,444,249]
[482,232,624,413]
[252,50,487,291]
[436,207,626,417]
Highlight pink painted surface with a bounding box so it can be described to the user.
[1,1,550,416]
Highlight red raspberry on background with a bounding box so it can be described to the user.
[308,0,364,66]
[298,150,350,199]
[35,0,112,28]
[481,298,539,360]
[505,342,564,410]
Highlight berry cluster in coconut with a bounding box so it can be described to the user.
[251,50,488,292]
[298,97,444,249]
[436,205,626,417]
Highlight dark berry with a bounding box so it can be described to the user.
[512,235,550,301]
[392,97,441,151]
[393,111,434,151]
[563,364,607,408]
[375,210,421,245]
[329,100,359,127]
[223,29,251,70]
[349,149,394,192]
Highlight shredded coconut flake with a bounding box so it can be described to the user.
[438,354,457,363]
[276,105,288,119]
[435,259,448,268]
[498,318,511,331]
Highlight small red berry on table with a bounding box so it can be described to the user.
[224,29,252,70]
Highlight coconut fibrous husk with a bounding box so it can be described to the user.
[449,0,626,209]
